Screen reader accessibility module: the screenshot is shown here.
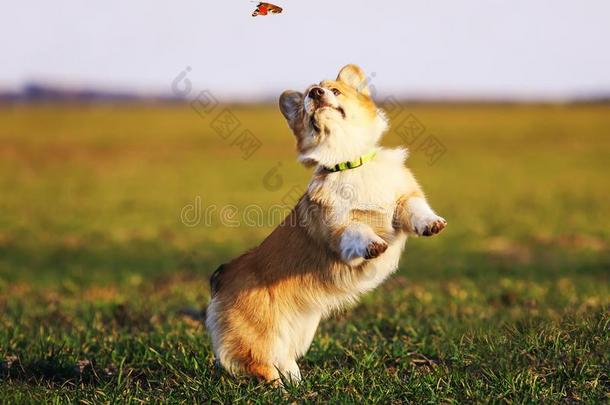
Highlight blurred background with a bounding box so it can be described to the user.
[3,1,610,100]
[2,0,609,284]
[1,1,609,402]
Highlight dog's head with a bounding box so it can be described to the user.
[279,64,387,168]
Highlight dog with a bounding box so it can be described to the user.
[205,64,446,384]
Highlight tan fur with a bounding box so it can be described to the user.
[206,64,447,384]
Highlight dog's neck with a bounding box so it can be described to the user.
[299,111,388,169]
[307,147,409,210]
[320,149,378,173]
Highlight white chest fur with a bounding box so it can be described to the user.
[308,148,411,210]
[308,147,411,311]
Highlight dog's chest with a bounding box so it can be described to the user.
[319,232,407,315]
[309,149,410,212]
[308,149,411,307]
[357,232,407,292]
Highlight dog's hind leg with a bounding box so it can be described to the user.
[277,360,301,385]
[246,362,281,384]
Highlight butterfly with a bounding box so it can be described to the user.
[252,2,283,17]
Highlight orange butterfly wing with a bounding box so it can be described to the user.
[252,3,265,16]
[252,2,282,17]
[265,3,283,14]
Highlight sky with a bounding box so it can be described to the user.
[2,0,610,100]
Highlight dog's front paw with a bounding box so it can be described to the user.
[340,226,388,266]
[364,240,388,259]
[412,214,447,237]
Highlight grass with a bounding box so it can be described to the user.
[0,103,609,403]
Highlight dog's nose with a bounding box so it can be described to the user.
[308,87,325,99]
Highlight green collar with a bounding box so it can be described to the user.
[324,150,378,172]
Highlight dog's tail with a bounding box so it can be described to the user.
[209,263,225,297]
[176,264,225,325]
[177,264,225,325]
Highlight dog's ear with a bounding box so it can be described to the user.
[337,64,370,96]
[279,90,303,128]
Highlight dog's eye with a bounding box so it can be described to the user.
[331,88,341,96]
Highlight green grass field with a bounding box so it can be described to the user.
[1,103,609,403]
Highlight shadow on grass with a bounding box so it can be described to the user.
[1,234,608,289]
[1,356,103,387]
[0,355,165,390]
[0,236,240,287]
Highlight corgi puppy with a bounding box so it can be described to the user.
[205,64,446,384]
